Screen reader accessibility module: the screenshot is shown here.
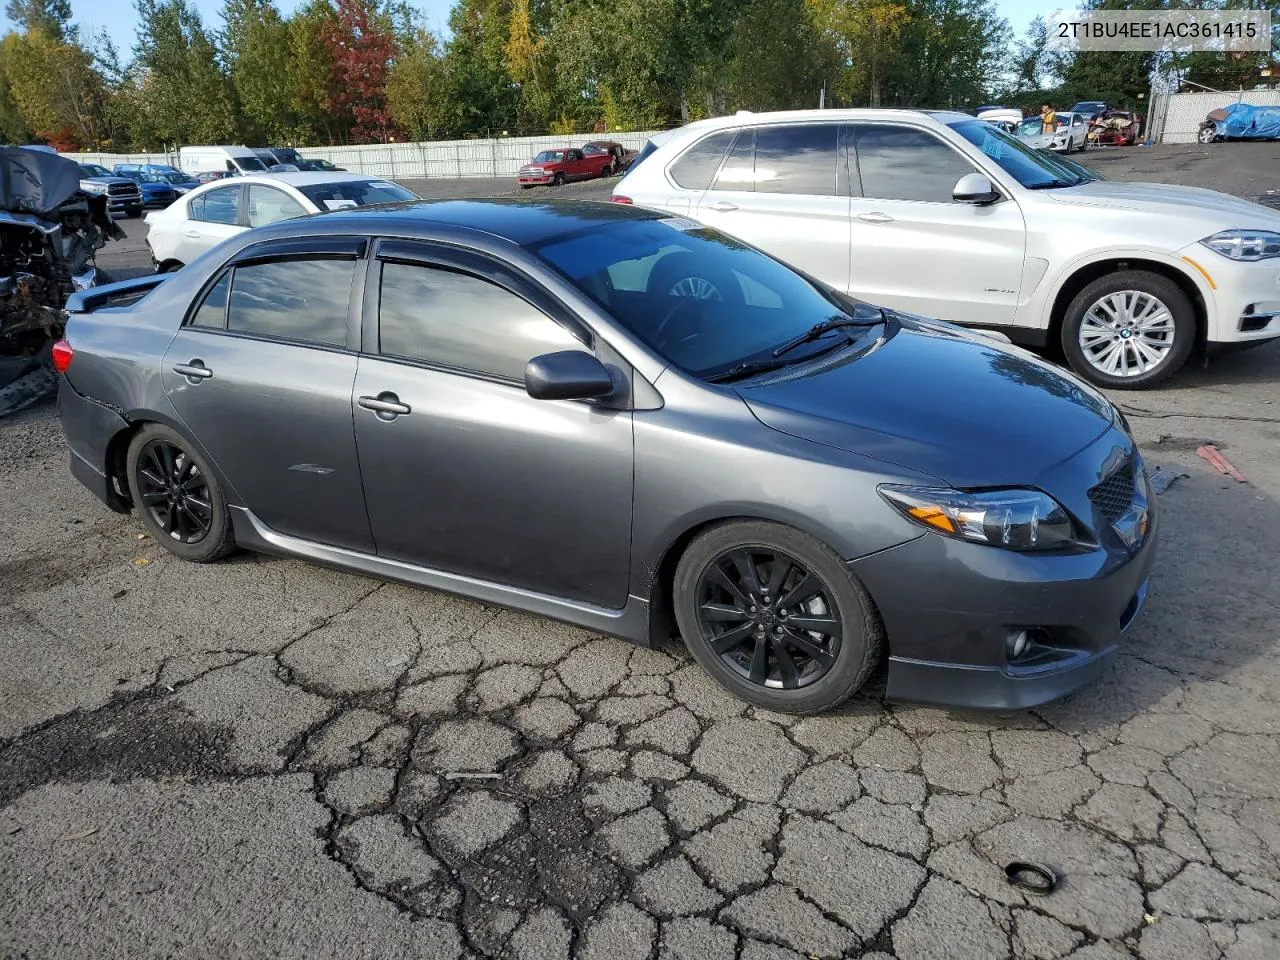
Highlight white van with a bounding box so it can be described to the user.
[177,146,270,177]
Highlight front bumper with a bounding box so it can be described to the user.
[1177,242,1280,345]
[105,194,142,211]
[517,174,554,185]
[852,428,1158,710]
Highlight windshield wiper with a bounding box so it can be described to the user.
[706,358,795,383]
[771,314,882,359]
[1026,178,1080,190]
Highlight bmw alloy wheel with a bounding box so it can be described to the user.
[1077,290,1176,379]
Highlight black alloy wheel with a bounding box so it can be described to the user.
[696,547,842,690]
[125,423,235,562]
[673,520,883,714]
[135,439,212,544]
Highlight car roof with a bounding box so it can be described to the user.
[306,198,663,246]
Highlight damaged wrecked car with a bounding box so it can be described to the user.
[0,146,122,417]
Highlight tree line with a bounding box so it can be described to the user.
[0,0,1272,152]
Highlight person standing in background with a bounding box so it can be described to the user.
[1041,103,1057,134]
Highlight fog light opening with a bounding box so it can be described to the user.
[1007,629,1030,661]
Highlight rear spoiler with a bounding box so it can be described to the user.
[66,273,170,314]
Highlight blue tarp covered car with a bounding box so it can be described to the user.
[1199,102,1280,144]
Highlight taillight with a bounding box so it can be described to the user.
[51,338,73,374]
[610,195,633,204]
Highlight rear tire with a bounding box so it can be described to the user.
[1061,270,1196,389]
[126,424,235,563]
[673,521,884,715]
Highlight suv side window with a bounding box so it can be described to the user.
[196,184,242,225]
[378,261,580,382]
[753,124,841,196]
[227,258,354,346]
[247,184,307,227]
[853,124,976,203]
[669,129,737,190]
[712,130,755,191]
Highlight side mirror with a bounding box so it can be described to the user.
[525,350,616,401]
[953,173,1000,205]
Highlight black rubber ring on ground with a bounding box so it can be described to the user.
[1005,861,1058,896]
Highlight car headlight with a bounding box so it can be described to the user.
[1200,229,1280,261]
[81,182,106,193]
[879,485,1078,551]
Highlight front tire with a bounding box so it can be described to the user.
[551,173,564,187]
[1061,270,1196,389]
[672,521,884,715]
[126,424,235,562]
[1198,124,1217,144]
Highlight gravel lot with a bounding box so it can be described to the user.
[2,142,1279,960]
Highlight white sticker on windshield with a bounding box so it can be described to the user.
[322,199,358,210]
[659,216,700,232]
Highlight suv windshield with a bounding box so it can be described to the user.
[298,179,416,210]
[949,119,1094,189]
[534,217,882,379]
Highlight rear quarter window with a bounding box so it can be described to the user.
[669,130,737,190]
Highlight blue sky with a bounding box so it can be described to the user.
[15,0,1051,62]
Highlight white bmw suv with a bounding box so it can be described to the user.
[612,109,1280,388]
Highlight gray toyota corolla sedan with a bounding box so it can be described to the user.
[56,199,1157,714]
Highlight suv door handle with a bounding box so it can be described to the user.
[182,229,201,239]
[856,212,894,224]
[358,393,411,418]
[706,201,739,212]
[173,360,212,380]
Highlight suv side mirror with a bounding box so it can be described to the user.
[954,173,1000,205]
[525,350,616,401]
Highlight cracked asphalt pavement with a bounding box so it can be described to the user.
[2,143,1279,959]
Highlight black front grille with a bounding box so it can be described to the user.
[1089,463,1136,524]
[107,183,138,196]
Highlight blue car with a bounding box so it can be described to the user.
[111,164,198,207]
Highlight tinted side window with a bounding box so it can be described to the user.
[198,185,242,224]
[247,185,307,227]
[379,261,579,381]
[190,272,230,329]
[227,258,353,346]
[669,130,737,190]
[854,125,975,203]
[712,130,755,191]
[754,124,840,196]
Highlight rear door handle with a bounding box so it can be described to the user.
[358,393,411,418]
[706,201,739,212]
[173,360,212,380]
[856,211,894,224]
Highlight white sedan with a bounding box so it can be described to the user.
[1014,112,1090,153]
[144,172,418,270]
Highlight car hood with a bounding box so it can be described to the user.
[83,176,137,187]
[1047,180,1280,226]
[739,319,1116,488]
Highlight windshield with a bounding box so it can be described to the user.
[1015,118,1042,137]
[272,149,301,165]
[238,156,268,171]
[79,164,110,177]
[1072,102,1105,114]
[534,217,878,379]
[950,119,1092,189]
[532,151,565,164]
[298,179,417,210]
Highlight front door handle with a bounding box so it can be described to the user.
[182,229,201,239]
[358,393,411,418]
[856,211,894,224]
[173,360,212,380]
[706,201,739,212]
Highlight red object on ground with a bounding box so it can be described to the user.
[1196,444,1247,482]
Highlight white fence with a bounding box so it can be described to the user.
[67,130,664,181]
[1154,89,1280,144]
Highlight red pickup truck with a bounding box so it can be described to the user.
[517,147,615,188]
